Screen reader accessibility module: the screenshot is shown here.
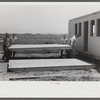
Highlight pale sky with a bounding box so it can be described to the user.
[1,2,100,34]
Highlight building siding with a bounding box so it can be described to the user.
[68,11,100,59]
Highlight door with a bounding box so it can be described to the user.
[84,21,88,52]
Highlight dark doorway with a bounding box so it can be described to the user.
[84,21,88,52]
[75,23,77,35]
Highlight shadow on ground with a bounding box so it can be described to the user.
[76,54,100,73]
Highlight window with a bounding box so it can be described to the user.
[75,23,77,35]
[79,23,82,36]
[97,19,100,36]
[90,20,95,36]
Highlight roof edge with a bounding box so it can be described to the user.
[69,10,100,21]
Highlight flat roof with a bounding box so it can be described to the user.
[69,10,100,21]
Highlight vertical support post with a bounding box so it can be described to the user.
[77,23,79,36]
[95,19,97,36]
[7,64,9,72]
[61,49,63,57]
[7,63,10,72]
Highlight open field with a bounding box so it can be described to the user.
[0,33,67,56]
[0,33,66,52]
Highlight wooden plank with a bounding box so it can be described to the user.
[9,44,71,51]
[8,59,95,71]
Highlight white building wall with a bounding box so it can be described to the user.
[68,12,100,59]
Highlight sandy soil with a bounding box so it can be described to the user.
[0,53,100,81]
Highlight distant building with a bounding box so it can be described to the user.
[68,11,100,60]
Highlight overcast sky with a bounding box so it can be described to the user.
[1,2,100,34]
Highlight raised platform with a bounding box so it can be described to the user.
[8,59,95,72]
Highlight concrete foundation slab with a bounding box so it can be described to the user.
[8,59,95,72]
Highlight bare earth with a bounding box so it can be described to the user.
[0,53,100,81]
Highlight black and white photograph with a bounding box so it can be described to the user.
[0,2,100,81]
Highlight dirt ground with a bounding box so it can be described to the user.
[0,53,100,81]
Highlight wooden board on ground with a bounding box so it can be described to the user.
[8,59,95,72]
